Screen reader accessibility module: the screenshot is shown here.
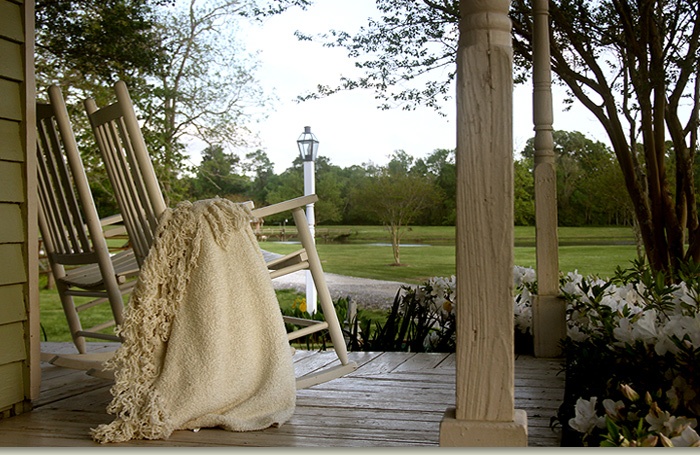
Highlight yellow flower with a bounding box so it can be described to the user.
[299,300,307,313]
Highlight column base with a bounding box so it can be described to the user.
[439,408,528,446]
[533,294,567,358]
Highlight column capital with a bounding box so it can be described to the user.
[461,0,512,47]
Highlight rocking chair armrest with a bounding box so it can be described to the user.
[250,194,318,219]
[99,214,127,239]
[100,213,123,227]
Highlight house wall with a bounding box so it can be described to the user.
[0,0,39,418]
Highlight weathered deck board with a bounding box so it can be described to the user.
[0,342,564,447]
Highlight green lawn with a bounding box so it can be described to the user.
[263,224,637,247]
[260,224,640,283]
[38,279,309,343]
[40,225,640,343]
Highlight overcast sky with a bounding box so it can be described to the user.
[189,0,608,174]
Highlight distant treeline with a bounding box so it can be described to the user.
[90,130,646,227]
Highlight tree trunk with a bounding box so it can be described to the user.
[390,223,401,265]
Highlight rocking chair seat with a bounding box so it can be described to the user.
[58,250,139,290]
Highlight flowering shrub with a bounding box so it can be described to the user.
[352,276,457,352]
[558,260,700,446]
[413,275,457,352]
[569,384,699,447]
[359,270,536,353]
[513,265,537,337]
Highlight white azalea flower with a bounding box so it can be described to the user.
[645,405,673,433]
[613,317,635,345]
[634,310,658,340]
[602,398,625,419]
[561,271,583,296]
[655,314,700,355]
[612,284,644,311]
[513,266,536,288]
[615,309,659,347]
[522,267,536,284]
[670,425,700,447]
[569,397,606,434]
[561,280,580,297]
[567,324,589,342]
[671,282,699,311]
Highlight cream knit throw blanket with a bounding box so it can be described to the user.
[91,198,296,444]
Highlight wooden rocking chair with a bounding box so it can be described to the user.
[36,85,139,355]
[83,80,357,388]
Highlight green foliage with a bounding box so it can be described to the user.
[296,0,700,274]
[350,285,456,353]
[187,145,251,200]
[242,149,275,204]
[522,130,632,226]
[514,157,535,225]
[350,156,442,265]
[35,0,165,86]
[411,149,456,225]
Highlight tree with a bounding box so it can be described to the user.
[514,157,535,226]
[295,0,458,114]
[420,148,457,225]
[514,1,700,276]
[300,0,700,277]
[522,130,630,226]
[242,149,275,204]
[189,145,251,199]
[137,0,271,204]
[35,0,165,93]
[352,161,440,266]
[264,156,344,224]
[35,0,168,216]
[35,0,305,208]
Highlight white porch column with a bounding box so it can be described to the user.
[532,0,566,358]
[439,0,527,447]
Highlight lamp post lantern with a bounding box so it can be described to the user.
[297,126,319,314]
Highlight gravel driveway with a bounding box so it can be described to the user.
[264,250,409,310]
[270,270,409,310]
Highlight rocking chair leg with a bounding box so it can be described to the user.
[292,207,352,367]
[55,282,87,354]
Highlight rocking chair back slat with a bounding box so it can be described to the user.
[84,86,166,266]
[37,104,92,259]
[36,85,139,354]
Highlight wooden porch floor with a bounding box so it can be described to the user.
[0,342,565,447]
